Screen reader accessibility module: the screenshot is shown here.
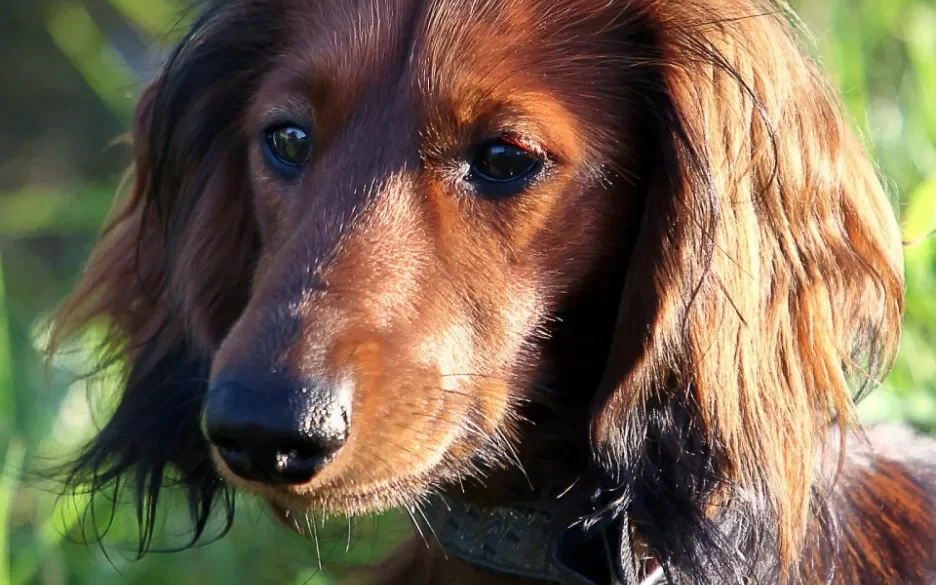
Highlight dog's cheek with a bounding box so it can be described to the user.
[476,277,548,412]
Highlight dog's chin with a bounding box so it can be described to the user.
[210,451,446,518]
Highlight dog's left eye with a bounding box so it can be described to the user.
[467,139,543,195]
[263,124,313,179]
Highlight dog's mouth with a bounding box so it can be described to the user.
[198,344,532,517]
[205,406,493,517]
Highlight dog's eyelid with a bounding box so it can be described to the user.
[497,132,550,160]
[259,114,314,135]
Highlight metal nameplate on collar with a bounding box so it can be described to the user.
[429,499,665,585]
[430,499,564,582]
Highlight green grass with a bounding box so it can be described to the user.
[4,1,936,583]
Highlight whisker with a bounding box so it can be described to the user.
[414,498,447,559]
[307,511,323,571]
[404,504,429,548]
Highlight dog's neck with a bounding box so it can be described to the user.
[423,262,659,584]
[427,497,665,585]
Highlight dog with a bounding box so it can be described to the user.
[51,0,936,583]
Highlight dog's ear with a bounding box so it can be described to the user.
[47,2,279,552]
[48,79,231,555]
[589,3,904,580]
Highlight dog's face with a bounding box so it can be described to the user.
[203,0,636,514]
[57,0,905,574]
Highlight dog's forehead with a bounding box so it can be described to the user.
[280,0,618,99]
[288,0,576,53]
[259,0,630,168]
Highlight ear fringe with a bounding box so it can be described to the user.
[55,340,233,556]
[45,184,233,552]
[45,162,233,553]
[590,1,904,581]
[44,0,282,553]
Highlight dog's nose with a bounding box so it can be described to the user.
[202,370,350,485]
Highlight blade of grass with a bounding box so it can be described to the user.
[0,440,27,585]
[0,253,13,432]
[104,0,190,40]
[47,1,141,122]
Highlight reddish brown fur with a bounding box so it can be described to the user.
[52,0,936,583]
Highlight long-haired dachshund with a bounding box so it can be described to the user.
[52,0,936,583]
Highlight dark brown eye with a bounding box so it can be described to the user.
[469,139,541,185]
[264,125,312,176]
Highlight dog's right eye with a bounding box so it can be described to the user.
[263,124,313,179]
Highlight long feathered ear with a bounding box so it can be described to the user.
[47,1,278,553]
[589,1,904,581]
[48,80,231,555]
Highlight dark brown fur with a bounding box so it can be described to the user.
[51,0,936,583]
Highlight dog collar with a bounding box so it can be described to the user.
[428,498,665,585]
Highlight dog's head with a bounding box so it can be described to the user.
[53,0,903,577]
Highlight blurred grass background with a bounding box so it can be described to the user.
[1,0,935,583]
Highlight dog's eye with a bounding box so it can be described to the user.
[468,139,542,195]
[263,124,313,177]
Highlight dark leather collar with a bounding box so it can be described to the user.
[428,498,665,585]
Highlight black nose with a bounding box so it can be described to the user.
[202,370,350,485]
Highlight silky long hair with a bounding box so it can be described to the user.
[587,2,904,581]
